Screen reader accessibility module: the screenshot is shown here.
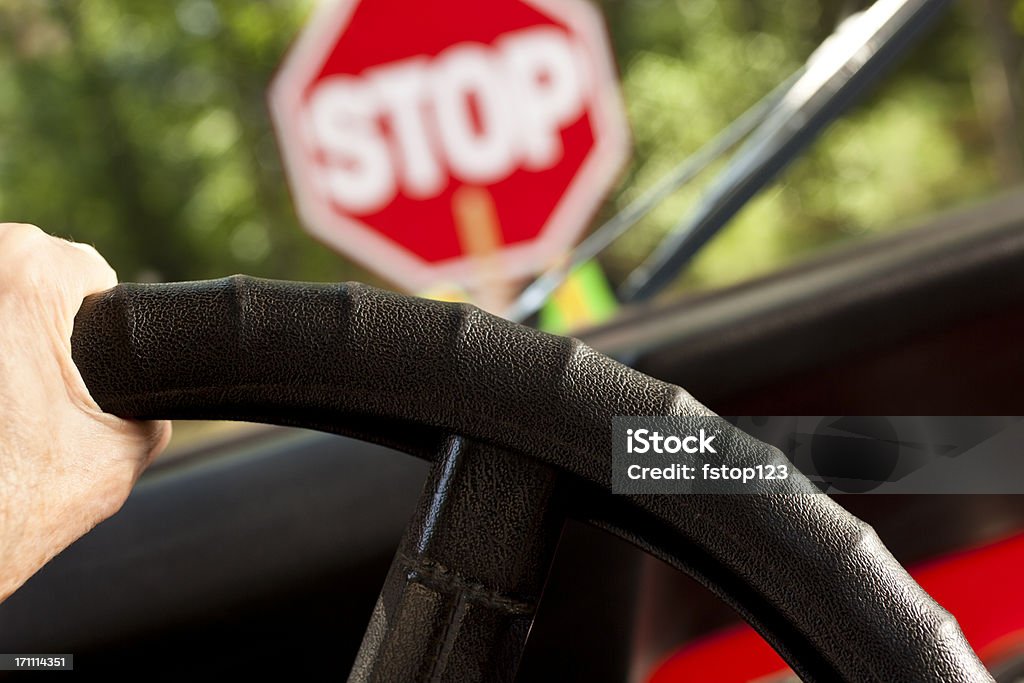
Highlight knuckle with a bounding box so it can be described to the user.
[66,241,117,283]
[0,222,44,243]
[67,240,102,260]
[0,227,53,282]
[0,228,117,292]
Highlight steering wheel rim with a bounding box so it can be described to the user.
[70,275,992,682]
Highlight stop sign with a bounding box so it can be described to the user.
[270,0,629,292]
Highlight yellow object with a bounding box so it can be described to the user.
[419,282,471,304]
[539,260,619,334]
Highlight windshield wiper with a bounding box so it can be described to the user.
[619,0,953,302]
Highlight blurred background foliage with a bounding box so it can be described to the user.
[0,0,1020,297]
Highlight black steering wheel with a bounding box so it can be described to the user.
[70,275,991,682]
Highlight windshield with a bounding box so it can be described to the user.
[0,0,1012,448]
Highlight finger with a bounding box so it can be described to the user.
[58,239,119,298]
[52,239,171,466]
[113,417,174,477]
[145,420,173,467]
[0,221,45,246]
[0,227,171,466]
[0,225,118,305]
[0,223,50,286]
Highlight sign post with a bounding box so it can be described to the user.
[270,0,629,309]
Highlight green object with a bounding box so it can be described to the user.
[538,260,619,334]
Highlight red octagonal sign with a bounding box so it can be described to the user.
[270,0,629,291]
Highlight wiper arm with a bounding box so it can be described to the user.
[619,0,952,303]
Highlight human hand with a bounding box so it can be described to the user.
[0,223,171,602]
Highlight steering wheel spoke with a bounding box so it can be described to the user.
[350,436,563,682]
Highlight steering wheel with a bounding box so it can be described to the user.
[70,275,991,683]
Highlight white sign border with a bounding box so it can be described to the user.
[268,0,631,292]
